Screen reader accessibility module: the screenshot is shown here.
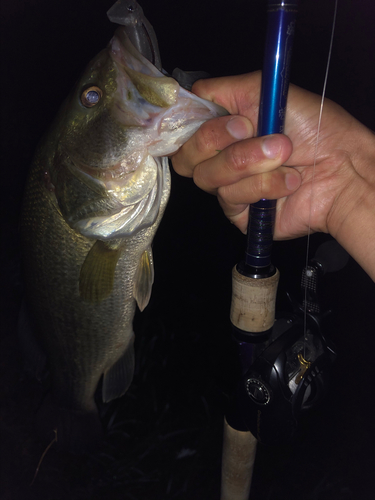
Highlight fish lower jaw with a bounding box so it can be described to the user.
[79,161,136,182]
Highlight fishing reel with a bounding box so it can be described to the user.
[227,240,348,445]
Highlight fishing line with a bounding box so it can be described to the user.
[303,0,338,353]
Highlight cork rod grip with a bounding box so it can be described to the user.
[230,266,280,333]
[221,418,257,500]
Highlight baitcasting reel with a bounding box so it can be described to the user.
[227,240,348,445]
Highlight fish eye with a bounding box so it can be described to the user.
[127,4,135,12]
[81,86,103,108]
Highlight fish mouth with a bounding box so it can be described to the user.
[108,28,228,157]
[108,29,180,130]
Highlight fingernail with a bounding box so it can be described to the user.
[285,172,301,191]
[261,136,281,159]
[226,117,252,140]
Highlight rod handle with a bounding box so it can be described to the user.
[221,418,257,500]
[230,266,280,333]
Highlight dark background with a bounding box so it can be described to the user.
[1,1,374,499]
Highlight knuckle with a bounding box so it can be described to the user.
[226,141,255,174]
[258,174,268,197]
[192,162,206,188]
[192,163,200,183]
[217,184,230,202]
[170,154,180,171]
[170,154,183,174]
[191,79,205,95]
[193,162,217,194]
[195,122,221,154]
[257,173,274,198]
[170,151,193,178]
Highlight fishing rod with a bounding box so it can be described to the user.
[229,0,299,342]
[221,2,297,496]
[220,1,343,498]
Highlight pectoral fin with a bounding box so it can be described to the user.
[79,240,122,302]
[102,333,135,403]
[133,247,154,311]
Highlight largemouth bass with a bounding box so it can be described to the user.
[20,5,226,452]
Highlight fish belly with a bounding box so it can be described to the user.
[20,157,169,451]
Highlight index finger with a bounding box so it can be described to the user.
[171,114,254,178]
[192,72,262,124]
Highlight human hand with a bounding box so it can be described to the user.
[171,72,375,248]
